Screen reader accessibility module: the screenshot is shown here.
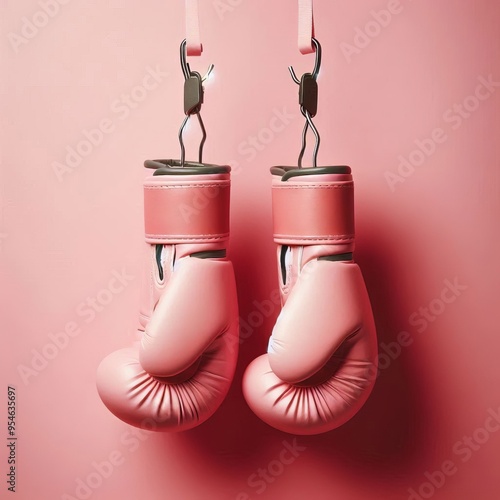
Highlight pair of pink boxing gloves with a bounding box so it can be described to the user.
[96,159,378,435]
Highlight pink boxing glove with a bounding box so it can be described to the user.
[97,160,239,431]
[243,166,377,435]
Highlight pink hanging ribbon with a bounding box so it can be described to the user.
[185,0,202,56]
[298,0,315,54]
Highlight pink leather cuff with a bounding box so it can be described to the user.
[272,179,354,245]
[144,176,230,244]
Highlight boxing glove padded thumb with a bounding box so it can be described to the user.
[140,257,236,377]
[268,259,374,384]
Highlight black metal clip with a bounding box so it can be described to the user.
[288,38,322,168]
[178,39,214,166]
[184,72,203,115]
[298,73,318,118]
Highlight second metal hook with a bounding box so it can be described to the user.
[288,37,321,84]
[288,38,322,168]
[178,39,214,166]
[180,39,214,83]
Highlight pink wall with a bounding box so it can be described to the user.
[1,1,499,499]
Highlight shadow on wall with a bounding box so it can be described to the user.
[304,213,438,480]
[144,202,441,494]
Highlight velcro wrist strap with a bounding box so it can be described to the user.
[144,178,230,244]
[272,181,354,245]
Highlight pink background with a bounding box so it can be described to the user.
[1,1,500,499]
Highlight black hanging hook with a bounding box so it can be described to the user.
[288,38,322,168]
[178,39,214,166]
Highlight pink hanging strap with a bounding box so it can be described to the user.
[185,0,202,56]
[298,0,315,54]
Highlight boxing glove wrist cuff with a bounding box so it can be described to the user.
[272,171,355,246]
[144,174,230,244]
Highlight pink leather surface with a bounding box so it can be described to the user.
[97,166,239,432]
[244,167,377,434]
[140,258,237,377]
[244,255,378,434]
[268,260,376,385]
[96,255,239,431]
[144,174,230,244]
[2,1,499,499]
[272,174,355,245]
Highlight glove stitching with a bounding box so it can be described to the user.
[146,234,229,240]
[274,235,354,241]
[273,185,353,189]
[144,184,229,189]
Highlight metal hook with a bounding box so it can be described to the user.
[179,39,214,82]
[178,112,207,167]
[288,38,322,168]
[298,108,320,168]
[288,38,322,84]
[178,39,213,166]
